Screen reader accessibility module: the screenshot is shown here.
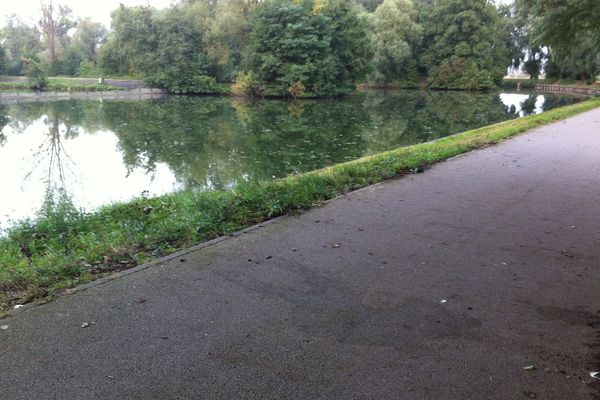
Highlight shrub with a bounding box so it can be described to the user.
[287,81,306,99]
[232,72,264,97]
[22,58,48,90]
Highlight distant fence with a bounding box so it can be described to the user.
[0,88,167,104]
[535,84,600,96]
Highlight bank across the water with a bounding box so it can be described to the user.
[0,88,167,104]
[1,97,600,311]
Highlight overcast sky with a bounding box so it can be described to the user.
[2,0,513,29]
[1,0,175,28]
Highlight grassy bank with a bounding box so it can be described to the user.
[0,78,124,92]
[1,97,600,311]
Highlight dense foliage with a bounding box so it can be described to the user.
[369,0,422,87]
[22,57,48,90]
[421,0,509,89]
[503,0,600,83]
[244,0,369,96]
[99,5,220,93]
[0,0,598,94]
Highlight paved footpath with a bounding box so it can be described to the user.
[2,108,600,399]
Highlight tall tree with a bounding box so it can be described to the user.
[525,0,599,81]
[0,45,5,74]
[72,18,108,62]
[147,7,218,93]
[99,4,218,92]
[421,0,509,89]
[203,0,259,81]
[498,1,545,79]
[369,0,422,86]
[98,5,158,76]
[2,15,42,75]
[39,2,76,65]
[244,0,369,97]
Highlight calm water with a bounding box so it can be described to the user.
[0,90,581,227]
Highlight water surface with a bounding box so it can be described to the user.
[0,90,581,227]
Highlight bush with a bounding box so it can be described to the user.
[429,58,495,90]
[22,58,48,90]
[77,60,103,78]
[287,81,306,99]
[145,73,222,94]
[232,72,264,97]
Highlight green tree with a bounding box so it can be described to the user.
[146,7,219,93]
[39,2,76,72]
[23,57,48,90]
[501,0,549,80]
[421,0,510,89]
[99,5,157,76]
[0,45,5,74]
[244,0,369,97]
[203,0,259,81]
[369,0,422,86]
[527,0,599,55]
[99,4,218,92]
[2,15,42,75]
[72,18,108,63]
[326,0,370,85]
[524,0,599,81]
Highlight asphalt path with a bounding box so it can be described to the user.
[1,108,600,399]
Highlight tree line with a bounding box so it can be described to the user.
[0,0,598,96]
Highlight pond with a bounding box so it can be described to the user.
[0,90,582,228]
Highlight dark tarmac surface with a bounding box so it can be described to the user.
[1,108,600,399]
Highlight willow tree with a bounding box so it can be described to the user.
[525,0,599,81]
[369,0,422,86]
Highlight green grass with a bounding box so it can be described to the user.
[0,78,123,93]
[1,97,600,311]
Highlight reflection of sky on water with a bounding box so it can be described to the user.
[0,118,179,227]
[0,92,578,228]
[499,93,546,116]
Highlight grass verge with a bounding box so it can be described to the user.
[1,97,600,311]
[0,80,123,92]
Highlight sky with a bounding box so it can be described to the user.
[2,0,514,29]
[1,0,175,28]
